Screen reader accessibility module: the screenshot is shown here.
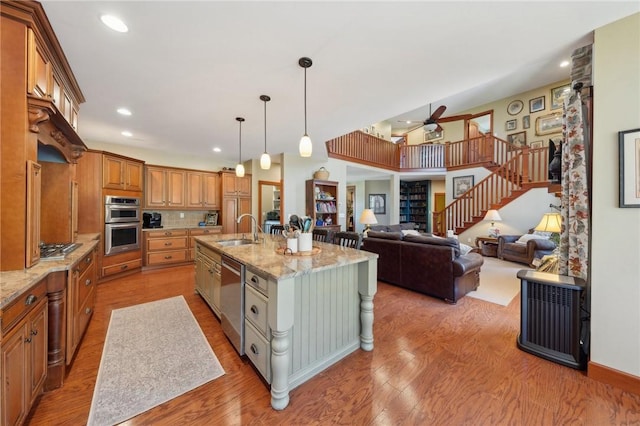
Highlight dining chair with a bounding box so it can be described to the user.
[332,231,362,249]
[312,228,330,243]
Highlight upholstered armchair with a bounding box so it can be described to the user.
[497,232,556,266]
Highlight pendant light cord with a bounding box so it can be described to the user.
[304,66,308,135]
[264,99,267,151]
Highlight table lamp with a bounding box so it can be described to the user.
[359,209,378,235]
[535,212,562,245]
[484,209,502,237]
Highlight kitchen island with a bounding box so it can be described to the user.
[194,233,377,410]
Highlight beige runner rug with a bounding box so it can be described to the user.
[88,296,224,426]
[467,257,531,306]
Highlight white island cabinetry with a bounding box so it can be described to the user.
[193,234,377,410]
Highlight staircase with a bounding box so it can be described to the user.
[433,145,551,235]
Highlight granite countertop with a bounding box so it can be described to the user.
[142,225,222,232]
[194,233,377,281]
[0,233,101,310]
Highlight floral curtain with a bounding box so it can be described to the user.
[559,89,590,280]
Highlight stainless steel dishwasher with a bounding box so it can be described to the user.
[221,255,245,355]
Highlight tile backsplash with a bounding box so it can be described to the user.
[144,210,217,227]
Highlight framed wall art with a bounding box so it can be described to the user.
[535,113,563,135]
[530,140,544,149]
[424,129,444,142]
[551,84,570,110]
[507,131,527,148]
[523,115,530,129]
[529,96,545,113]
[505,119,517,131]
[369,194,386,214]
[452,175,474,198]
[507,100,524,116]
[619,128,640,208]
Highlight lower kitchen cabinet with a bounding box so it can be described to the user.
[144,229,189,267]
[195,243,221,317]
[66,247,97,363]
[188,228,221,261]
[244,269,271,383]
[1,279,48,426]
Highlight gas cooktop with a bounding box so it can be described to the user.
[40,242,82,261]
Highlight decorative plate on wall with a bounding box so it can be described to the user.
[507,100,524,116]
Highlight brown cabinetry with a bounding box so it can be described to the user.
[306,179,341,233]
[66,247,97,362]
[144,166,186,208]
[40,162,78,244]
[102,155,143,191]
[26,161,42,268]
[144,230,189,267]
[1,279,48,426]
[220,172,252,234]
[187,172,219,209]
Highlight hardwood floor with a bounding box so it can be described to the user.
[27,265,640,425]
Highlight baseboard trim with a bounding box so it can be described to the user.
[588,361,640,396]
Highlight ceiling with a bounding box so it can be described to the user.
[41,1,639,168]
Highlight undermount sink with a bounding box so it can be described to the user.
[218,239,255,247]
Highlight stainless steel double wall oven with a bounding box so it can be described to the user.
[104,195,141,256]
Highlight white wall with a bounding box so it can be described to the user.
[591,13,640,377]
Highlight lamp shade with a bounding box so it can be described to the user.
[359,209,378,226]
[535,212,562,233]
[484,209,502,222]
[424,122,438,132]
[299,134,312,157]
[235,163,245,177]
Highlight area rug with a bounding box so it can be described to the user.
[467,257,531,306]
[88,296,225,426]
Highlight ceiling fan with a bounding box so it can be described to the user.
[402,104,473,134]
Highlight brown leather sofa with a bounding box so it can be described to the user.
[497,234,556,266]
[362,231,484,304]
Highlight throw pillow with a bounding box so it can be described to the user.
[459,242,473,255]
[516,234,548,244]
[533,230,552,238]
[401,229,421,236]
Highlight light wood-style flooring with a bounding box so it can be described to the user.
[27,265,640,425]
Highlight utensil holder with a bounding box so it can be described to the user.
[298,233,313,252]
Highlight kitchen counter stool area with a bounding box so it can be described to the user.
[194,233,378,410]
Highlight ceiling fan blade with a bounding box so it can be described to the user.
[435,124,443,133]
[429,105,447,121]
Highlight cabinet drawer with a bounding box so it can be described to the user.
[245,269,268,296]
[102,258,142,277]
[74,288,95,346]
[245,284,268,336]
[1,279,47,334]
[147,250,188,265]
[76,265,96,309]
[147,229,187,238]
[75,250,95,276]
[147,237,188,251]
[244,321,271,383]
[189,228,221,236]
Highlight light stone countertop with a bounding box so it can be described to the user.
[142,225,222,232]
[0,233,101,310]
[195,233,377,281]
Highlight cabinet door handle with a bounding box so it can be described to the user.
[250,305,259,315]
[164,242,173,246]
[85,307,92,315]
[250,344,259,355]
[25,294,37,305]
[164,255,173,259]
[251,276,259,284]
[85,279,92,286]
[31,329,38,336]
[120,265,128,270]
[25,337,32,343]
[85,256,92,264]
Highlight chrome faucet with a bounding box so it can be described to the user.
[236,213,262,242]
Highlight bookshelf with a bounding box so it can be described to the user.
[306,179,340,233]
[400,180,430,232]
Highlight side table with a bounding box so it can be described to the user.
[475,237,499,257]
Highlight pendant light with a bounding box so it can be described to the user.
[298,57,313,157]
[260,95,271,169]
[235,117,245,177]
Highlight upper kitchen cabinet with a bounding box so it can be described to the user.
[187,171,220,209]
[1,2,87,271]
[145,166,186,209]
[103,155,143,191]
[221,172,251,197]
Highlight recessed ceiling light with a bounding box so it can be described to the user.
[560,60,570,67]
[117,107,132,116]
[121,131,132,137]
[101,15,128,33]
[213,147,221,153]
